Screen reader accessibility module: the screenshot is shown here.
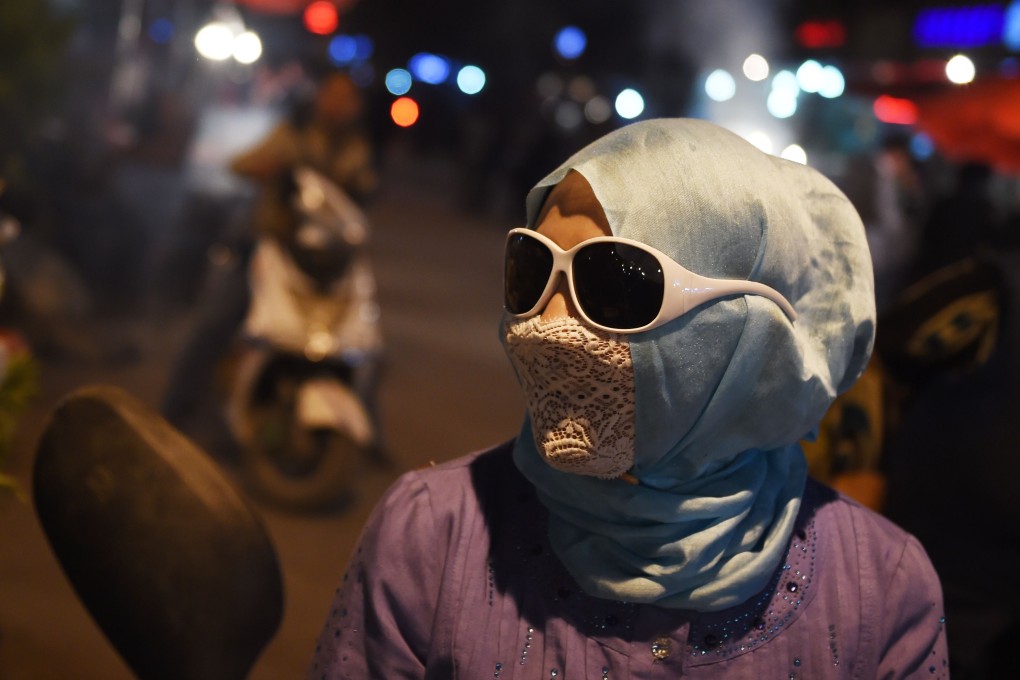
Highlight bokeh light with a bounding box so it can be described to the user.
[303,1,339,35]
[781,144,808,164]
[873,95,918,125]
[456,65,486,95]
[705,69,736,102]
[767,90,797,118]
[328,35,357,65]
[195,22,234,61]
[615,88,645,119]
[946,54,976,84]
[745,131,774,154]
[385,68,412,95]
[742,54,769,81]
[351,62,374,87]
[910,133,935,160]
[584,96,612,124]
[148,18,174,44]
[554,26,587,60]
[409,53,450,85]
[353,35,374,61]
[567,76,596,103]
[555,101,583,129]
[771,70,800,97]
[796,20,847,48]
[818,65,845,98]
[796,60,824,93]
[1007,1,1020,50]
[914,6,1006,48]
[232,31,262,65]
[390,97,420,127]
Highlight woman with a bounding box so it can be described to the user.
[310,119,947,678]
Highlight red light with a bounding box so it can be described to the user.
[304,1,338,35]
[795,20,847,49]
[873,95,918,125]
[390,97,419,127]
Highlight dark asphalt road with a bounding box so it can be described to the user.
[0,150,525,679]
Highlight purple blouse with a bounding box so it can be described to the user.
[309,442,948,679]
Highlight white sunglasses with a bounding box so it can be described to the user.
[504,227,797,334]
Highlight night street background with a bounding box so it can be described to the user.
[0,148,525,679]
[3,0,1020,677]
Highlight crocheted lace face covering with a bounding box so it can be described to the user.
[503,316,636,479]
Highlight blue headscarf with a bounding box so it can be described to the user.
[508,119,875,612]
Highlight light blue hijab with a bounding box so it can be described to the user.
[508,119,875,612]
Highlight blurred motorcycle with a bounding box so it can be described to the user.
[225,166,383,511]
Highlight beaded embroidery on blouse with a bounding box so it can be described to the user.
[685,518,818,661]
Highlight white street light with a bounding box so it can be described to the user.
[743,54,770,82]
[615,88,645,119]
[746,131,774,154]
[781,144,808,164]
[946,54,976,84]
[232,31,262,65]
[195,22,234,61]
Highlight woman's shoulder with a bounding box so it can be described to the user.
[805,479,945,637]
[806,478,927,567]
[353,441,520,580]
[380,440,521,520]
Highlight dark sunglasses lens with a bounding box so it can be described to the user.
[573,242,664,329]
[505,233,554,314]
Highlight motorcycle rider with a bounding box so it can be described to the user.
[161,70,378,442]
[230,70,378,238]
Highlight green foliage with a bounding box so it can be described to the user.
[0,351,38,500]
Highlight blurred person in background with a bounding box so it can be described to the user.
[310,119,947,678]
[875,164,1020,679]
[230,70,378,234]
[161,70,377,432]
[912,162,999,280]
[842,133,928,313]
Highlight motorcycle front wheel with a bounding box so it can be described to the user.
[243,406,362,512]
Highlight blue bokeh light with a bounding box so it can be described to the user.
[910,133,935,161]
[351,62,374,87]
[329,35,358,65]
[1005,1,1020,50]
[456,65,486,95]
[408,53,450,85]
[913,5,1005,48]
[554,26,587,60]
[148,18,174,44]
[385,69,413,96]
[354,35,374,60]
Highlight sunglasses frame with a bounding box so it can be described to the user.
[505,227,797,334]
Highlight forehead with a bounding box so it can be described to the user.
[533,171,611,249]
